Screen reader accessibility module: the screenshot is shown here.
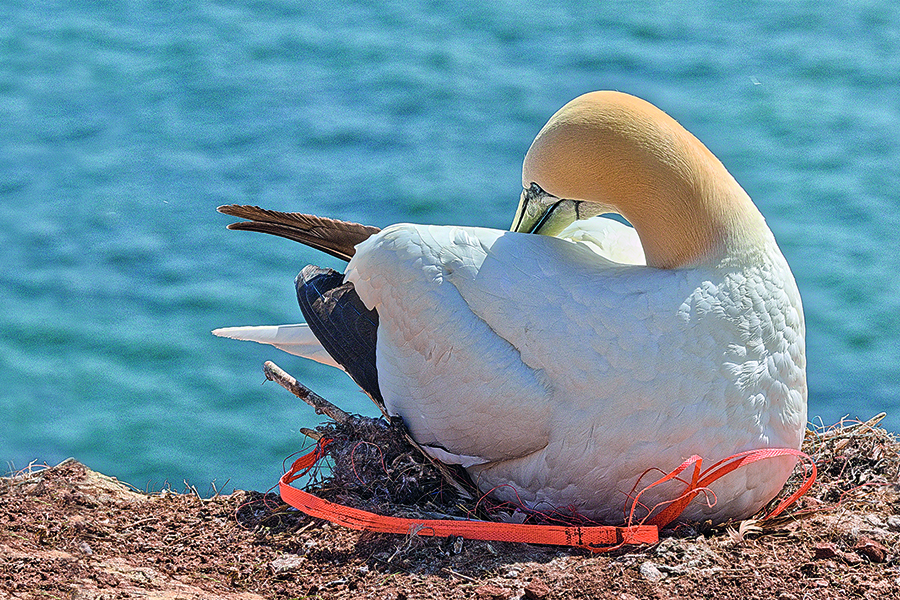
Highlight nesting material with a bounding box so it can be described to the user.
[274,355,898,534]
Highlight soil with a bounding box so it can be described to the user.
[2,413,900,599]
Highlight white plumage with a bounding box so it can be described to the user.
[215,91,807,524]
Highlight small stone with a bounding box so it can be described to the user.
[639,561,665,582]
[357,565,370,576]
[270,553,305,574]
[865,514,886,528]
[452,536,464,555]
[886,515,900,532]
[504,569,520,579]
[654,538,681,557]
[813,543,838,560]
[524,579,551,600]
[853,537,888,563]
[474,584,510,600]
[77,541,93,556]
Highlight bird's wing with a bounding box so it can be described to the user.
[218,205,379,262]
[295,265,381,404]
[347,224,699,466]
[443,227,702,422]
[346,225,554,465]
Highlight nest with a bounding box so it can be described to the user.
[265,360,900,535]
[304,416,478,520]
[783,413,899,509]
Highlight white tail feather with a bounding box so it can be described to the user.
[212,324,342,370]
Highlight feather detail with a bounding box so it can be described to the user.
[218,204,380,262]
[295,265,381,404]
[211,323,341,368]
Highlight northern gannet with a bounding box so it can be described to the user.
[215,91,807,524]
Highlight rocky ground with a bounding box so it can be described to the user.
[2,413,899,599]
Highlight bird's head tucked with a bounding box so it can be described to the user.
[510,182,606,237]
[511,91,766,269]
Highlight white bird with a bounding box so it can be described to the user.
[214,91,806,524]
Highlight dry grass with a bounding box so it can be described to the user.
[776,413,899,516]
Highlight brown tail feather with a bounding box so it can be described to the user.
[218,205,380,262]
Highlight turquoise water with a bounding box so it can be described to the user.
[2,1,898,493]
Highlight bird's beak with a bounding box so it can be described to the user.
[511,183,559,234]
[511,183,594,236]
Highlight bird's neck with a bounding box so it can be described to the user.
[620,182,768,270]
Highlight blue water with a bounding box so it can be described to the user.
[2,1,898,494]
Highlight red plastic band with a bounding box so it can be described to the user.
[279,439,816,552]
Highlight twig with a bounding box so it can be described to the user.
[264,360,475,500]
[209,478,231,499]
[184,481,203,500]
[263,361,350,424]
[300,427,324,441]
[294,520,316,535]
[442,567,479,583]
[399,432,475,501]
[125,517,158,530]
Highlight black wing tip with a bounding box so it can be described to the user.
[296,267,382,404]
[297,264,337,284]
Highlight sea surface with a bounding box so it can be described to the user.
[2,1,898,494]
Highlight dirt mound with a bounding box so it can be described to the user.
[2,412,899,599]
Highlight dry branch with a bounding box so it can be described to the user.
[263,360,475,501]
[263,360,351,424]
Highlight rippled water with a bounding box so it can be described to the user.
[1,1,898,492]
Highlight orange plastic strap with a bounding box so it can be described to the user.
[278,439,657,552]
[644,447,817,529]
[279,440,816,551]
